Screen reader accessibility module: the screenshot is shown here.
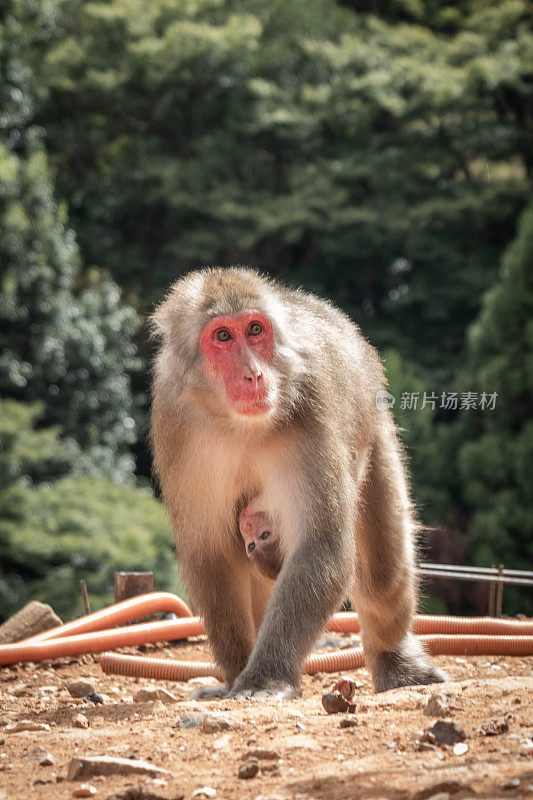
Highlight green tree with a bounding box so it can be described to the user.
[0,137,142,481]
[456,201,533,614]
[0,400,182,621]
[30,0,532,387]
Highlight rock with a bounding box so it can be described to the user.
[72,785,96,797]
[201,714,232,733]
[66,756,171,780]
[503,778,520,790]
[452,742,468,755]
[416,741,437,752]
[10,682,31,697]
[28,746,54,766]
[243,748,280,760]
[478,717,510,736]
[424,692,450,718]
[4,720,51,733]
[321,678,356,714]
[134,688,177,704]
[108,788,184,800]
[424,720,466,746]
[73,713,89,729]
[192,788,217,798]
[239,758,259,779]
[82,692,104,705]
[0,601,62,644]
[212,734,232,750]
[66,680,95,698]
[339,717,358,729]
[178,711,206,729]
[37,686,59,699]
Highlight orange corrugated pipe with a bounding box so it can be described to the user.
[1,592,532,677]
[100,634,533,681]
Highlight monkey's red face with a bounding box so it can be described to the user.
[200,311,276,416]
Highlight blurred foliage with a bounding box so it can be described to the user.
[454,200,533,614]
[27,0,532,385]
[0,135,142,482]
[384,350,453,527]
[0,0,532,617]
[0,400,183,621]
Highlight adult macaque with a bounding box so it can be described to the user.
[151,268,446,699]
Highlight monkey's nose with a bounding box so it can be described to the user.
[243,369,263,388]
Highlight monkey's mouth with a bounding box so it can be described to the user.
[232,398,273,416]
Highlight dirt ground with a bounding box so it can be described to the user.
[1,632,532,800]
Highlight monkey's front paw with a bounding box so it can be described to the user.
[229,680,297,702]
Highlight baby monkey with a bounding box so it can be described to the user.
[239,499,281,581]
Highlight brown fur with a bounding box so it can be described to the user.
[151,268,446,696]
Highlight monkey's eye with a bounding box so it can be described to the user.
[215,329,232,342]
[248,322,263,336]
[260,530,271,541]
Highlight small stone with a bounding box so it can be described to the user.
[5,720,51,733]
[82,692,104,705]
[66,679,95,698]
[424,720,466,746]
[339,717,358,729]
[28,746,54,766]
[179,711,206,729]
[321,678,356,714]
[453,742,468,755]
[503,778,520,790]
[287,708,304,718]
[212,734,232,750]
[424,692,450,718]
[322,693,354,714]
[72,785,96,798]
[36,686,59,699]
[192,788,217,798]
[73,713,89,729]
[202,713,233,733]
[134,687,177,704]
[243,748,280,760]
[416,741,437,752]
[239,758,259,779]
[478,717,510,736]
[66,755,170,780]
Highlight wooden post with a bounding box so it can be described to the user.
[114,572,154,603]
[80,579,91,615]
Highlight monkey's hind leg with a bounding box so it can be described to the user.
[352,423,447,693]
